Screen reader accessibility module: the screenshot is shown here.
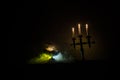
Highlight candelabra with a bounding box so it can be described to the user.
[71,24,95,61]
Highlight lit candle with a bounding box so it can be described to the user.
[72,27,75,38]
[86,24,88,35]
[78,24,81,35]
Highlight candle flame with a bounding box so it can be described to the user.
[78,24,81,34]
[72,27,74,32]
[72,27,75,37]
[86,24,88,29]
[86,24,88,35]
[78,24,80,28]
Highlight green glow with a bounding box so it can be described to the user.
[29,53,53,64]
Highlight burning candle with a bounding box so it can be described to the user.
[78,24,81,35]
[86,24,88,35]
[72,27,75,38]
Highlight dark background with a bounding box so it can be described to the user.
[10,1,115,63]
[9,0,119,79]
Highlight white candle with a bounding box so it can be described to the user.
[86,24,88,35]
[72,27,75,38]
[78,24,81,35]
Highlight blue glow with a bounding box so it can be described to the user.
[52,52,64,61]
